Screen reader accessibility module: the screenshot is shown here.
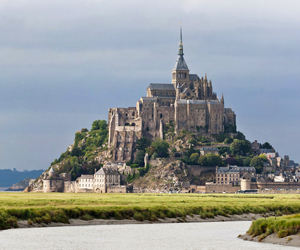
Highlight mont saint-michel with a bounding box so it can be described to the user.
[109,25,236,163]
[22,25,299,196]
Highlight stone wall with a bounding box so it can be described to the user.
[256,182,300,189]
[107,185,127,193]
[186,165,215,176]
[205,183,240,193]
[64,181,77,193]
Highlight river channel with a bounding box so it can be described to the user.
[0,221,297,249]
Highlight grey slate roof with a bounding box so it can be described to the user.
[149,83,174,90]
[173,55,189,70]
[208,100,220,105]
[217,167,239,174]
[216,166,256,174]
[78,175,94,179]
[189,74,199,80]
[95,168,120,176]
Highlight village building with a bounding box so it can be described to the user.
[94,168,122,193]
[78,175,94,191]
[215,165,256,185]
[43,165,126,193]
[199,147,219,156]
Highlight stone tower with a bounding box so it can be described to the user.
[172,23,189,88]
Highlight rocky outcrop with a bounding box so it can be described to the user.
[6,177,35,191]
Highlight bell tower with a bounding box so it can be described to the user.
[172,22,189,88]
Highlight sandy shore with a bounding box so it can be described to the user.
[16,213,262,229]
[239,233,300,248]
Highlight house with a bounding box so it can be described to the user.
[94,168,123,193]
[78,175,94,192]
[199,147,219,156]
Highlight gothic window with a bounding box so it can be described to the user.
[160,114,163,118]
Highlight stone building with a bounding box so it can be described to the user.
[94,167,122,193]
[108,25,236,163]
[215,165,256,186]
[43,165,126,193]
[43,166,71,193]
[78,175,94,192]
[199,147,219,156]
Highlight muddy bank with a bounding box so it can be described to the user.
[239,233,300,248]
[15,213,263,229]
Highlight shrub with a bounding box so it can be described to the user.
[133,212,144,221]
[277,230,289,238]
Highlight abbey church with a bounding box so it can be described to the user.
[108,26,236,163]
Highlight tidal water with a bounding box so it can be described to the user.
[0,221,297,250]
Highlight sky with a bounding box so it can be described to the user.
[0,0,299,170]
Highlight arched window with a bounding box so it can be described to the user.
[160,114,163,118]
[185,73,187,78]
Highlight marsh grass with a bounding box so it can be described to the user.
[1,193,300,230]
[247,214,300,238]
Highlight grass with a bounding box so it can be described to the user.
[1,193,300,230]
[247,213,300,239]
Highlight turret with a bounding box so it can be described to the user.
[220,93,224,105]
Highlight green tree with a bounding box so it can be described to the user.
[198,155,208,166]
[243,157,251,166]
[224,138,233,144]
[206,154,223,166]
[250,156,264,174]
[198,153,222,166]
[151,139,169,158]
[230,139,252,156]
[134,150,145,167]
[136,137,152,151]
[91,120,108,131]
[236,131,246,140]
[190,153,199,164]
[235,156,243,166]
[259,154,268,162]
[261,142,273,150]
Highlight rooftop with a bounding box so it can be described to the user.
[149,83,174,90]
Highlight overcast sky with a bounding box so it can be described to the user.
[0,0,299,170]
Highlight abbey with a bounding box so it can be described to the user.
[108,26,236,163]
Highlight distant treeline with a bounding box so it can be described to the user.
[0,169,44,187]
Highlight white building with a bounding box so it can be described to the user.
[78,175,94,190]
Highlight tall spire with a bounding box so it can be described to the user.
[173,22,189,71]
[178,22,184,56]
